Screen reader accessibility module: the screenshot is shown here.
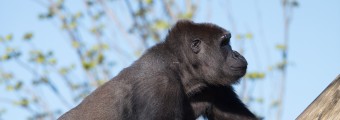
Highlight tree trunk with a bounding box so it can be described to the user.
[297,75,340,120]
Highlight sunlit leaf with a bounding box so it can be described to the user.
[256,98,264,103]
[48,58,57,65]
[153,20,169,30]
[1,54,10,61]
[245,72,265,79]
[71,84,80,90]
[276,60,287,70]
[46,8,55,18]
[2,73,13,79]
[270,100,281,108]
[6,85,14,91]
[275,44,286,51]
[72,41,80,48]
[13,98,29,107]
[92,45,99,51]
[23,33,33,40]
[40,77,49,83]
[69,22,77,29]
[82,61,96,70]
[93,11,105,20]
[245,33,253,39]
[97,79,108,86]
[86,50,96,58]
[59,67,69,75]
[35,55,45,63]
[134,50,142,57]
[101,44,109,50]
[268,66,273,71]
[97,54,104,64]
[74,11,83,19]
[144,0,153,4]
[14,81,23,90]
[178,12,193,19]
[235,34,243,40]
[5,34,13,41]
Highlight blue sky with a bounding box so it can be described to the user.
[1,0,340,120]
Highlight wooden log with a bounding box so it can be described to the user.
[297,75,340,120]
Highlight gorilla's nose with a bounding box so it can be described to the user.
[232,51,247,63]
[232,51,241,58]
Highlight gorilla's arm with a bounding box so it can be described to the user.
[190,86,257,120]
[207,86,257,120]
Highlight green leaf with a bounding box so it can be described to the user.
[2,73,13,79]
[270,100,281,108]
[153,20,169,30]
[1,54,10,61]
[97,54,104,64]
[35,54,45,63]
[48,58,57,65]
[93,11,105,20]
[178,12,193,19]
[23,33,33,40]
[5,34,13,41]
[256,98,264,103]
[101,44,109,50]
[69,22,77,29]
[97,79,108,86]
[276,44,286,51]
[71,84,80,90]
[134,50,142,57]
[40,77,49,83]
[144,0,153,4]
[235,34,243,40]
[14,81,23,90]
[74,11,83,19]
[82,61,96,70]
[13,98,29,107]
[59,67,69,75]
[245,33,253,39]
[72,41,80,48]
[47,8,55,18]
[6,85,14,91]
[276,60,287,70]
[245,72,265,79]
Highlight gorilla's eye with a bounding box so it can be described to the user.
[220,34,230,46]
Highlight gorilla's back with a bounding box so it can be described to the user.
[58,73,134,120]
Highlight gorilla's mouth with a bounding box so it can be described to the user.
[230,66,247,71]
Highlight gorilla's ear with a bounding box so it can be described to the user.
[191,39,201,54]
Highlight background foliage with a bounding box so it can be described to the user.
[0,0,313,119]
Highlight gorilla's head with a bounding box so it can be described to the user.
[166,20,247,85]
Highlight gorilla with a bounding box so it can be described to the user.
[58,20,257,120]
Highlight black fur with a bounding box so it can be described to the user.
[58,20,257,120]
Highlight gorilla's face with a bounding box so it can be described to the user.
[188,23,247,85]
[219,33,248,79]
